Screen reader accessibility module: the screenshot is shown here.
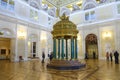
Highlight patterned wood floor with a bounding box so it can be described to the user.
[0,59,120,80]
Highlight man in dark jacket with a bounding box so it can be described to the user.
[42,52,45,63]
[114,51,119,64]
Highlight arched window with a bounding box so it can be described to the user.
[83,1,97,21]
[84,3,96,10]
[30,1,39,9]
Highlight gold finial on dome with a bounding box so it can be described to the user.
[60,13,69,20]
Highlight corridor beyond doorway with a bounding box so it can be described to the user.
[85,34,98,59]
[0,38,10,60]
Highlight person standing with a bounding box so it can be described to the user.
[42,52,45,63]
[93,51,96,59]
[50,53,53,61]
[85,52,88,59]
[106,52,109,61]
[114,51,119,64]
[110,52,113,62]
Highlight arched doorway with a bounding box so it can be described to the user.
[85,34,98,59]
[0,38,11,60]
[0,28,15,60]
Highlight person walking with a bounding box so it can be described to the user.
[110,52,113,62]
[42,52,45,63]
[114,51,119,64]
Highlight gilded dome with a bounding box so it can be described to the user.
[51,14,78,38]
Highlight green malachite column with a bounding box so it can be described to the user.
[58,39,60,59]
[53,38,56,59]
[71,38,72,59]
[75,38,77,59]
[73,38,74,59]
[71,38,73,59]
[61,38,64,59]
[66,39,68,60]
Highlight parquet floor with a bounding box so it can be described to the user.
[0,59,119,80]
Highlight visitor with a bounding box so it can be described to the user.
[85,52,88,59]
[110,52,113,62]
[33,54,36,58]
[93,51,96,59]
[48,53,49,57]
[42,52,45,63]
[106,52,109,61]
[114,51,119,64]
[50,52,53,61]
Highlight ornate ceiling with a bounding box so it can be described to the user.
[46,0,80,8]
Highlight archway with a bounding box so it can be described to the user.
[0,28,15,60]
[85,34,98,59]
[0,38,11,60]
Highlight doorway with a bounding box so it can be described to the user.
[28,34,38,58]
[85,34,98,59]
[32,42,36,58]
[0,38,11,60]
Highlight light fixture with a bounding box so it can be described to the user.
[18,30,25,39]
[103,32,111,38]
[77,35,81,40]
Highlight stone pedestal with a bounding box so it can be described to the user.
[47,60,86,70]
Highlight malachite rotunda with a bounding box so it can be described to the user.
[51,13,79,60]
[47,14,85,70]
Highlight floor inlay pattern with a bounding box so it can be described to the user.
[0,59,120,80]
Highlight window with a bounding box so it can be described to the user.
[30,9,39,21]
[0,0,14,11]
[85,13,89,21]
[85,11,96,21]
[48,17,53,26]
[117,4,120,14]
[8,0,14,11]
[34,11,38,20]
[91,11,95,20]
[1,0,8,9]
